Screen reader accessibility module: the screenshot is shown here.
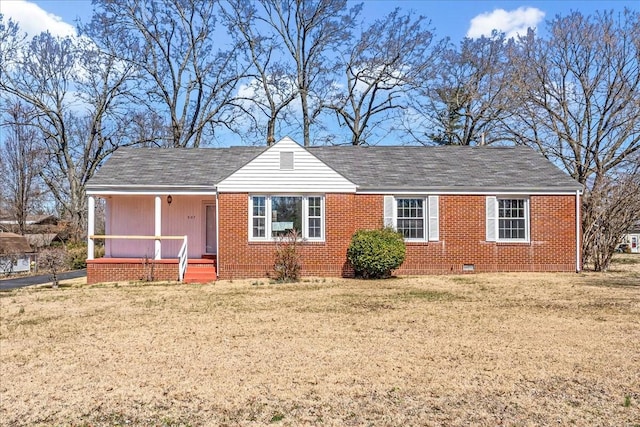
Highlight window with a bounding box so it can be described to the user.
[486,196,529,242]
[308,196,322,238]
[252,196,266,238]
[384,196,439,241]
[271,196,302,236]
[396,198,424,239]
[249,195,324,241]
[498,199,526,240]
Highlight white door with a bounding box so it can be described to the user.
[205,204,217,254]
[632,236,638,253]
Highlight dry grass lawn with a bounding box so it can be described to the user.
[1,255,639,426]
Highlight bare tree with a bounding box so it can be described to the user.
[507,10,640,268]
[89,0,247,147]
[259,0,360,146]
[0,22,140,240]
[0,100,45,235]
[38,247,68,288]
[410,32,516,146]
[583,157,640,271]
[221,0,298,145]
[326,9,435,145]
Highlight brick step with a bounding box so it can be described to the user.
[183,266,217,284]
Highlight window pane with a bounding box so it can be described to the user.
[272,196,302,237]
[308,197,321,217]
[397,198,424,239]
[308,218,321,238]
[253,218,265,238]
[253,196,265,216]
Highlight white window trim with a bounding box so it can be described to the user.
[249,195,325,242]
[487,196,530,243]
[385,195,439,242]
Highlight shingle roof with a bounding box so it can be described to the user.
[88,144,582,192]
[89,146,264,189]
[0,233,33,254]
[309,145,582,192]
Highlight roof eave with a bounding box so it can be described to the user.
[87,184,217,195]
[355,186,583,194]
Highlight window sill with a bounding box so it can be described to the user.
[495,241,531,246]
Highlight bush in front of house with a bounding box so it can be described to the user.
[347,228,406,279]
[273,230,302,282]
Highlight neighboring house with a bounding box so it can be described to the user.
[85,137,583,284]
[0,232,33,275]
[621,225,640,253]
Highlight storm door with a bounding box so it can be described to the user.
[205,204,217,254]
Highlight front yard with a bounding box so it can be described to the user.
[1,256,639,426]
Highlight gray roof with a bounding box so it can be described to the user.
[88,144,582,193]
[89,146,263,190]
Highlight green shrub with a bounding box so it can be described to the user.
[347,228,406,279]
[66,243,88,270]
[64,243,104,270]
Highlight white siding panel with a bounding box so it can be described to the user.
[107,195,211,258]
[218,137,356,193]
[161,196,211,258]
[109,196,155,257]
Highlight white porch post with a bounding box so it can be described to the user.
[155,195,162,260]
[87,195,95,260]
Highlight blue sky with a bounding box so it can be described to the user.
[2,0,638,43]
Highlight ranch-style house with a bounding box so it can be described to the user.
[85,137,583,284]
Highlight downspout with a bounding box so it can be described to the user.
[576,189,581,273]
[216,191,220,279]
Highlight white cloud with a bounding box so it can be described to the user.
[1,0,76,38]
[467,7,544,39]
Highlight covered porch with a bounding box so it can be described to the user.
[86,192,218,284]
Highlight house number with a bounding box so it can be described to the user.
[187,215,195,219]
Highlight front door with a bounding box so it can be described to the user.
[205,204,217,254]
[632,236,638,253]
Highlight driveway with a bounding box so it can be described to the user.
[0,269,87,291]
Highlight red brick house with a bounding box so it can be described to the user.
[86,137,583,284]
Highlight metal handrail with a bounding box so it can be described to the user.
[177,236,188,282]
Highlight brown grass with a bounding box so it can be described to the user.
[1,255,639,426]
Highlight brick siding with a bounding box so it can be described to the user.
[217,193,579,279]
[89,193,579,283]
[87,258,179,284]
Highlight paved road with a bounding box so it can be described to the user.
[0,269,87,291]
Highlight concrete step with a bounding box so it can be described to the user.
[183,266,217,284]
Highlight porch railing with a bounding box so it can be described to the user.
[88,234,189,282]
[177,236,188,282]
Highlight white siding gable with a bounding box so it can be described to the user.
[217,137,356,193]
